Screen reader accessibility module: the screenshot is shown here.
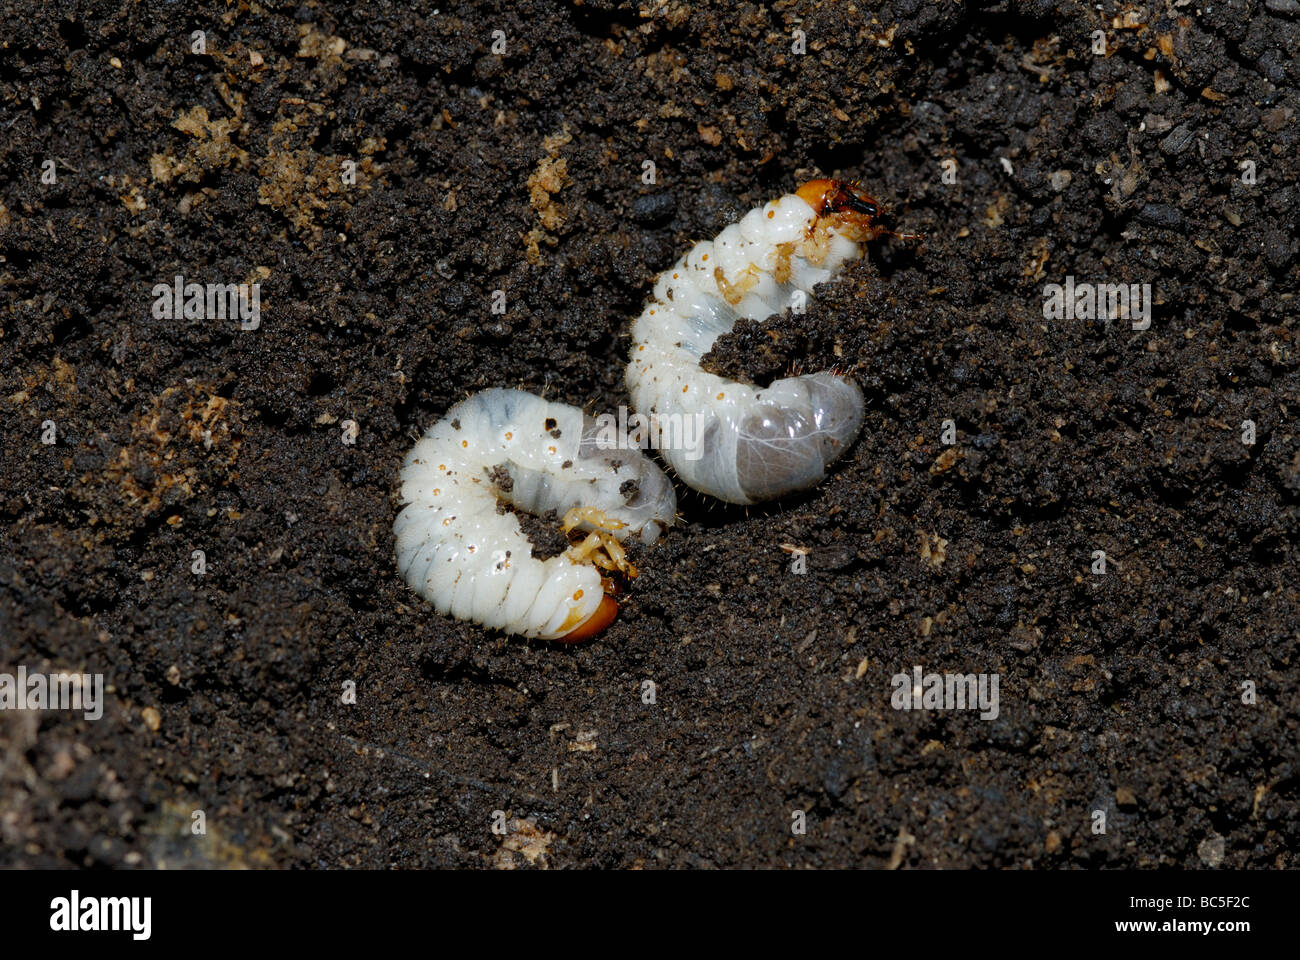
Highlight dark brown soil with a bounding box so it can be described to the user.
[1,0,1297,869]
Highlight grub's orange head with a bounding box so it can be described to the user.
[797,178,882,222]
[556,594,618,643]
[795,179,922,242]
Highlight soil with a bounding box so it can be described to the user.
[1,0,1297,869]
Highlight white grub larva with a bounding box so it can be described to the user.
[627,179,914,505]
[395,388,676,641]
